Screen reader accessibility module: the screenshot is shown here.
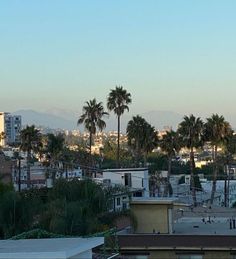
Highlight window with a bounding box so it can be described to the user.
[116,197,121,206]
[124,173,131,187]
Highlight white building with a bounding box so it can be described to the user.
[0,112,21,146]
[0,237,104,259]
[103,168,150,198]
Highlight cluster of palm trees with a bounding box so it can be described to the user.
[163,114,232,206]
[19,125,71,189]
[78,86,131,168]
[14,86,234,207]
[78,89,234,206]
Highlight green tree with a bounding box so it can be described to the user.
[20,125,42,188]
[107,86,131,168]
[204,114,232,204]
[127,115,148,166]
[141,123,158,166]
[178,115,203,206]
[127,115,157,167]
[78,99,108,174]
[46,133,65,181]
[160,130,181,196]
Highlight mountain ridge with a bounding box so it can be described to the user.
[13,109,185,132]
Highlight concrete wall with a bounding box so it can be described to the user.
[131,203,172,234]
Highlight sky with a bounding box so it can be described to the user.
[1,0,236,122]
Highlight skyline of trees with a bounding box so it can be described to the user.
[2,87,236,207]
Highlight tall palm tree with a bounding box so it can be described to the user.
[107,86,131,168]
[160,130,181,196]
[178,115,203,207]
[204,114,232,204]
[127,115,157,167]
[78,99,108,169]
[20,125,42,189]
[142,123,158,166]
[127,115,147,167]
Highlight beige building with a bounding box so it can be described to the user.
[130,199,174,234]
[118,198,236,259]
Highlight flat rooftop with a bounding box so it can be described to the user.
[131,197,178,205]
[174,217,236,235]
[0,237,104,259]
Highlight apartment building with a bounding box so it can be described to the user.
[0,112,21,146]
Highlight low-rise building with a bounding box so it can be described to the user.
[117,198,236,259]
[0,237,104,259]
[102,168,149,198]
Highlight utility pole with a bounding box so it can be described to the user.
[18,156,21,192]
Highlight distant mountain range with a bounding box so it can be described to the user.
[13,110,76,130]
[12,109,185,131]
[12,109,187,132]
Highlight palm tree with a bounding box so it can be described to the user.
[127,115,157,167]
[107,86,131,167]
[78,99,108,170]
[141,123,158,166]
[178,115,203,206]
[127,115,147,166]
[160,130,181,196]
[46,133,65,181]
[204,114,232,204]
[20,125,42,188]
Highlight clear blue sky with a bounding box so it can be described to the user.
[1,0,236,119]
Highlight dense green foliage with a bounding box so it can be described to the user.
[0,179,112,239]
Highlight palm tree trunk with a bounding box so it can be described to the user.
[227,163,231,207]
[143,152,148,167]
[89,132,92,177]
[190,148,197,207]
[117,115,120,168]
[135,141,140,167]
[18,158,21,192]
[27,150,31,189]
[164,156,172,197]
[210,145,218,205]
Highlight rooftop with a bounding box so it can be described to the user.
[174,217,236,235]
[131,197,178,205]
[102,168,148,172]
[0,237,104,259]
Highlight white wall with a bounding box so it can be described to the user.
[103,168,149,197]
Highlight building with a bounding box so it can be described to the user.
[0,112,21,146]
[102,168,150,198]
[117,198,236,259]
[101,168,150,212]
[0,237,104,259]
